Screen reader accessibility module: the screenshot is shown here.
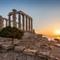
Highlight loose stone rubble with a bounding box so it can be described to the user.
[0,32,59,60]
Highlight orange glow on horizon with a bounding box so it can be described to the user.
[35,23,60,39]
[35,21,60,39]
[54,29,60,35]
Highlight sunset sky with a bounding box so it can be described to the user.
[0,0,60,37]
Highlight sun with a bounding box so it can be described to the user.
[54,30,60,35]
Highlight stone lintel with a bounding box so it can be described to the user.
[18,11,32,19]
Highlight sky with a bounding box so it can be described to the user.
[0,0,60,36]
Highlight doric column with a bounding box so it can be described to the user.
[8,14,11,27]
[12,9,17,27]
[27,17,29,31]
[6,20,7,27]
[18,13,21,29]
[5,19,8,27]
[0,16,3,29]
[29,18,31,31]
[22,14,24,31]
[29,18,30,31]
[31,18,33,32]
[26,16,28,31]
[3,18,8,27]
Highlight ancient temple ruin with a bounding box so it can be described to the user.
[0,9,33,32]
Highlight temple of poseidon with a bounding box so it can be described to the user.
[0,9,33,32]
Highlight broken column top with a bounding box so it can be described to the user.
[12,9,17,12]
[0,15,2,18]
[8,9,17,16]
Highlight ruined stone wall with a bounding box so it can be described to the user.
[0,16,4,29]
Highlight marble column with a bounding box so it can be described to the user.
[22,14,24,31]
[8,14,11,27]
[31,18,33,32]
[5,19,8,27]
[29,18,31,31]
[26,16,28,31]
[18,13,21,29]
[29,18,30,31]
[12,9,17,27]
[0,16,3,28]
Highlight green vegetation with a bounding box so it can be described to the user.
[0,26,24,39]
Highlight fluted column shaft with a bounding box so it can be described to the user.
[5,20,8,27]
[31,18,33,32]
[12,9,17,28]
[22,14,24,31]
[29,18,31,31]
[18,13,21,29]
[0,16,3,28]
[26,16,28,31]
[29,18,30,31]
[13,13,16,27]
[8,15,11,27]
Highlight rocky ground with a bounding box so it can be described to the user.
[0,32,60,60]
